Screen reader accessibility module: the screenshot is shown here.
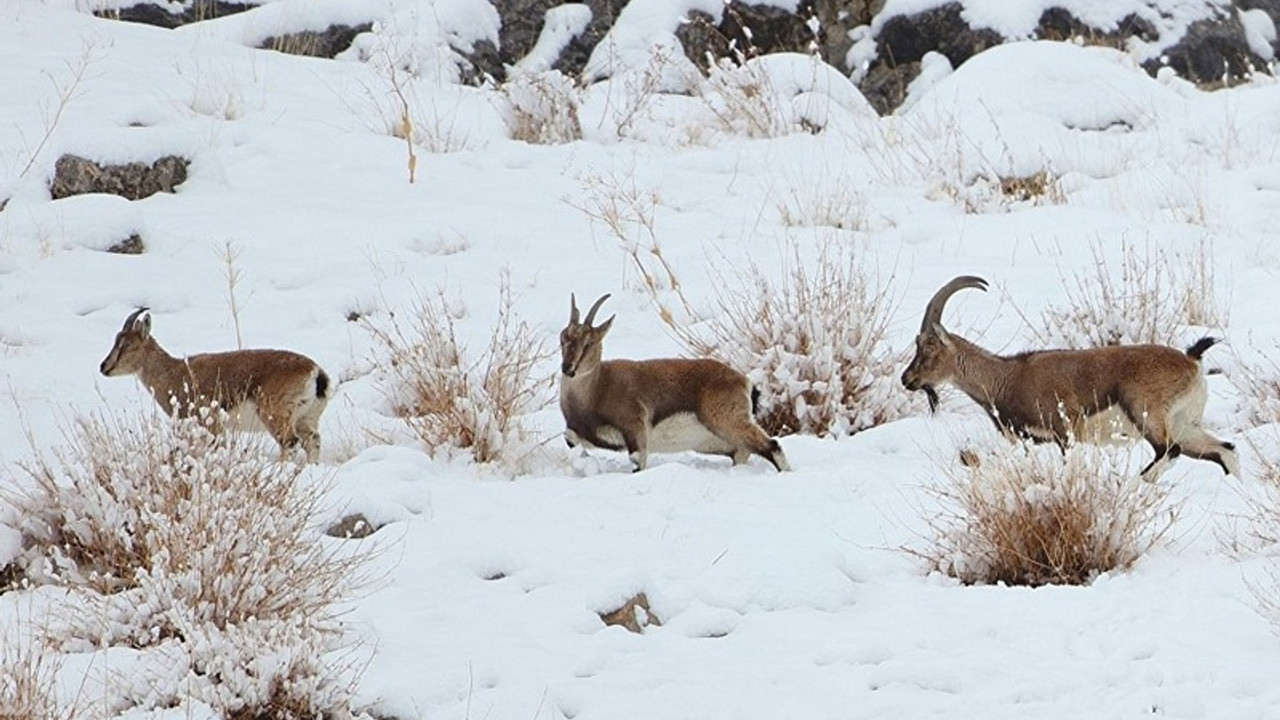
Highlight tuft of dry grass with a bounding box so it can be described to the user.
[1231,434,1280,634]
[9,411,361,634]
[1231,351,1280,429]
[3,408,371,717]
[998,170,1065,205]
[908,444,1181,586]
[364,279,554,467]
[1032,236,1227,349]
[571,172,914,436]
[501,69,583,145]
[0,625,67,720]
[700,57,790,139]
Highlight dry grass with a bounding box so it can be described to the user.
[3,408,371,717]
[909,444,1181,586]
[501,69,583,145]
[700,56,789,139]
[570,171,913,436]
[364,280,554,467]
[0,626,66,720]
[10,411,361,633]
[1231,351,1280,429]
[998,170,1065,205]
[774,176,867,231]
[1232,435,1280,634]
[1033,236,1227,348]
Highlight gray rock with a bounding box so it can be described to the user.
[100,0,257,29]
[260,23,374,59]
[50,154,189,201]
[1145,13,1266,86]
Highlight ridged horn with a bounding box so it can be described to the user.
[920,276,987,334]
[584,294,611,327]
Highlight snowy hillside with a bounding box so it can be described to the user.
[5,0,1280,718]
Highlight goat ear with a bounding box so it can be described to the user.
[933,324,951,346]
[596,314,615,336]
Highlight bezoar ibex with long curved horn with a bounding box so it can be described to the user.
[558,293,790,472]
[100,308,333,463]
[901,276,1238,481]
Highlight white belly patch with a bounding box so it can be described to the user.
[574,413,736,455]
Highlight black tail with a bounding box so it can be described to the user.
[751,386,761,416]
[1185,336,1220,361]
[316,370,331,399]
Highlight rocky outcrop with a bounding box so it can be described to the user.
[677,2,818,71]
[50,154,189,201]
[468,0,622,81]
[1145,14,1262,85]
[98,0,257,29]
[260,23,374,59]
[102,2,371,58]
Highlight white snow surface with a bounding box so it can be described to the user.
[4,0,1280,718]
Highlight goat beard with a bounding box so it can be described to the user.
[923,385,939,413]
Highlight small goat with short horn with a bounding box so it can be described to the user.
[901,276,1238,481]
[100,308,333,462]
[559,294,790,472]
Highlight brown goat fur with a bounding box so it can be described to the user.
[100,308,332,462]
[558,294,789,472]
[901,276,1237,481]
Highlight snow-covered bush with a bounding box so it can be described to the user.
[0,624,65,720]
[365,281,553,467]
[501,69,583,145]
[6,409,368,718]
[656,243,911,437]
[1229,350,1280,429]
[1035,237,1226,348]
[573,172,912,436]
[701,57,791,138]
[689,247,912,436]
[912,444,1180,586]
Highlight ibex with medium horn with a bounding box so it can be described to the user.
[559,293,790,472]
[901,276,1237,481]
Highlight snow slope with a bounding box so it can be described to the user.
[4,1,1280,718]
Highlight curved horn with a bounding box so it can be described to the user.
[920,276,987,334]
[584,294,611,327]
[569,294,580,325]
[123,306,150,330]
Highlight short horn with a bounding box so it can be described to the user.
[584,293,611,327]
[569,293,580,325]
[123,306,150,330]
[920,276,987,334]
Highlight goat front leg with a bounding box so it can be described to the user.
[618,415,651,472]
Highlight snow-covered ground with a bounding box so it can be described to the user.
[5,0,1280,717]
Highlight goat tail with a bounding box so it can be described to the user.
[316,369,333,399]
[1185,336,1220,361]
[750,386,761,417]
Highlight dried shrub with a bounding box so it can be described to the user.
[0,625,67,720]
[909,445,1180,586]
[364,281,553,467]
[1034,237,1227,348]
[1231,351,1280,428]
[998,169,1065,205]
[700,57,789,138]
[3,409,368,718]
[774,177,867,231]
[572,172,913,436]
[501,69,583,145]
[1233,434,1280,633]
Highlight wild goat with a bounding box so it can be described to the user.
[901,276,1238,481]
[558,293,790,472]
[99,308,332,463]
